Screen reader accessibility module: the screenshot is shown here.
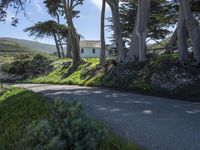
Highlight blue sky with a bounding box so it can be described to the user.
[0,0,111,44]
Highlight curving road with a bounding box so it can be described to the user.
[13,84,200,150]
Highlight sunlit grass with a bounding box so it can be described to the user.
[28,58,103,86]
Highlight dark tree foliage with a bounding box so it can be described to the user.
[192,0,200,21]
[24,20,68,39]
[119,0,178,44]
[44,0,62,18]
[24,20,68,58]
[44,0,81,20]
[0,0,26,26]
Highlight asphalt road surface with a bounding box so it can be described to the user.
[13,84,200,150]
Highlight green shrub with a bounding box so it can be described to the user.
[0,87,141,150]
[150,54,178,73]
[1,54,52,77]
[32,53,48,62]
[1,60,26,75]
[19,100,141,150]
[132,80,152,92]
[14,54,31,60]
[19,100,105,150]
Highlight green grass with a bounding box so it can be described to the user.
[150,54,178,73]
[0,52,57,64]
[0,39,35,63]
[28,58,102,86]
[0,87,141,150]
[28,57,160,87]
[84,58,100,67]
[0,56,14,63]
[0,40,31,53]
[0,39,57,65]
[0,87,52,149]
[1,54,57,80]
[101,132,142,150]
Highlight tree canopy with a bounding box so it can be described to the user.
[0,0,27,26]
[1,0,200,65]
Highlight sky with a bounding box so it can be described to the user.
[0,0,111,45]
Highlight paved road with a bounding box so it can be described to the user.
[13,84,200,150]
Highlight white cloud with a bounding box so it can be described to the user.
[34,0,42,13]
[90,0,110,11]
[91,0,102,9]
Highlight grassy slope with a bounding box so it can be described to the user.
[0,39,57,63]
[0,87,52,149]
[28,55,200,100]
[29,58,101,85]
[0,87,141,150]
[0,38,57,54]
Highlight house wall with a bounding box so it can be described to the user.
[80,47,112,58]
[80,48,101,58]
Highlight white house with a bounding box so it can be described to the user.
[79,40,117,58]
[80,40,101,58]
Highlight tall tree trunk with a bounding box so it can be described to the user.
[100,0,106,65]
[53,33,61,58]
[177,5,189,63]
[56,14,65,58]
[66,37,72,58]
[62,0,81,68]
[69,26,81,68]
[127,0,151,62]
[106,0,125,63]
[60,42,65,58]
[180,0,200,64]
[166,28,178,54]
[58,36,65,58]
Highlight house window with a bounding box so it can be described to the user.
[81,48,84,53]
[92,49,95,54]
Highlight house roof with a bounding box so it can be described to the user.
[80,40,101,48]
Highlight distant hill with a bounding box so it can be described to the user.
[0,37,57,54]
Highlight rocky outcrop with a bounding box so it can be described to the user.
[151,66,200,90]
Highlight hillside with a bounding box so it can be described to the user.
[0,38,58,63]
[26,56,200,101]
[0,37,57,54]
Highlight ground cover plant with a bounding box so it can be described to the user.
[0,87,141,150]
